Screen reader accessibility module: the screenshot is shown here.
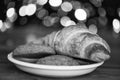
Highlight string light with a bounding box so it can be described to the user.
[8,13,18,23]
[0,21,9,32]
[74,8,87,21]
[25,4,37,16]
[61,1,73,12]
[36,8,48,20]
[50,13,60,24]
[112,18,120,33]
[0,20,3,29]
[42,16,53,27]
[49,0,62,7]
[37,0,48,5]
[51,17,59,24]
[60,16,71,27]
[6,7,15,18]
[6,7,17,23]
[19,5,27,16]
[0,26,7,32]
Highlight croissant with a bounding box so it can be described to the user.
[37,25,110,62]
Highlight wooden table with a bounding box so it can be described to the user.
[0,50,120,80]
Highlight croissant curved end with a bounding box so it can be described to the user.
[90,52,110,62]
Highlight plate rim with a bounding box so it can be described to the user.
[8,52,104,70]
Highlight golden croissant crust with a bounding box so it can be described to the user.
[53,25,110,62]
[13,25,111,62]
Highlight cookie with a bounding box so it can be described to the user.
[36,55,81,66]
[13,43,56,58]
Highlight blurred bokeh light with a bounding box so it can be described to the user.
[112,18,120,33]
[36,0,48,6]
[74,8,87,21]
[19,5,27,17]
[61,1,73,12]
[25,4,37,16]
[49,0,62,7]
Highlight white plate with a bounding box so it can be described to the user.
[8,52,104,77]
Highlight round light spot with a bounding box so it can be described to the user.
[49,0,62,7]
[43,16,53,27]
[8,13,18,23]
[26,4,37,16]
[36,8,48,19]
[51,17,60,24]
[50,13,60,24]
[74,8,87,21]
[113,18,120,33]
[19,5,27,16]
[61,1,73,12]
[0,22,8,32]
[89,24,98,34]
[60,16,71,27]
[0,26,7,32]
[0,20,3,29]
[37,0,48,5]
[6,8,15,18]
